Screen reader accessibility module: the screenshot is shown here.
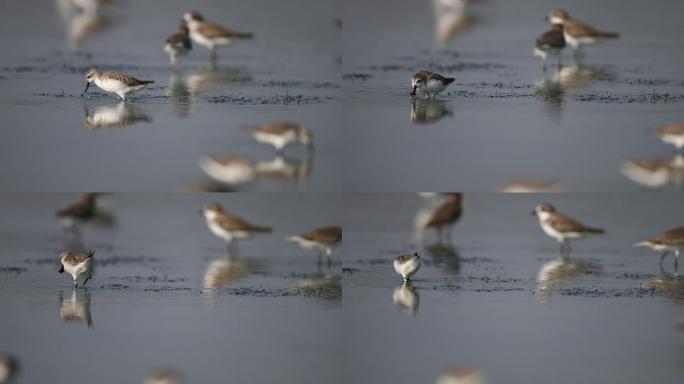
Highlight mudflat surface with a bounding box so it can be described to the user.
[0,0,340,192]
[342,194,684,384]
[0,194,342,383]
[342,0,684,192]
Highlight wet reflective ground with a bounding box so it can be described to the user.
[0,194,342,383]
[342,194,684,383]
[0,0,340,192]
[342,0,684,192]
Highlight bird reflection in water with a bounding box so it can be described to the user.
[295,262,342,299]
[195,153,313,191]
[164,72,194,119]
[411,98,453,124]
[184,66,251,96]
[648,264,684,303]
[621,154,684,190]
[425,241,460,275]
[536,256,599,304]
[55,0,114,49]
[84,102,153,131]
[436,367,488,384]
[393,281,419,316]
[202,256,260,308]
[555,64,615,92]
[534,77,565,120]
[59,289,93,328]
[433,0,480,45]
[535,64,614,119]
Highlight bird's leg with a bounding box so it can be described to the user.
[210,47,218,65]
[659,251,669,265]
[83,275,91,287]
[542,58,548,74]
[74,280,78,289]
[436,226,443,243]
[557,54,563,70]
[675,250,680,273]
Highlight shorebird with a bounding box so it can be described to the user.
[164,25,192,69]
[621,156,684,190]
[182,11,253,63]
[548,9,618,62]
[435,367,487,384]
[144,368,185,384]
[534,23,565,71]
[56,193,97,234]
[634,226,684,268]
[246,122,313,153]
[394,252,421,282]
[59,250,95,288]
[533,203,604,254]
[496,179,563,193]
[82,68,154,101]
[0,355,19,384]
[411,71,455,98]
[652,123,684,150]
[423,193,462,241]
[286,226,342,263]
[201,202,272,253]
[198,155,257,186]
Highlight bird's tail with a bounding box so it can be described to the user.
[286,235,302,243]
[598,31,619,38]
[88,250,96,258]
[444,78,455,85]
[585,227,605,235]
[140,80,155,85]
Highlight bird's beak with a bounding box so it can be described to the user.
[530,210,537,216]
[81,82,91,97]
[59,265,64,273]
[410,85,417,96]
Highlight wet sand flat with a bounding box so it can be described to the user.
[0,194,342,383]
[342,0,684,192]
[342,194,684,384]
[0,0,340,192]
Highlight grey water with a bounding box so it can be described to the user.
[0,194,342,383]
[0,0,341,192]
[342,0,684,192]
[342,193,684,384]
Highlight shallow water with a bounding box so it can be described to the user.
[342,194,684,384]
[0,0,340,192]
[0,194,342,383]
[342,0,684,192]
